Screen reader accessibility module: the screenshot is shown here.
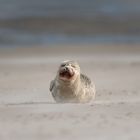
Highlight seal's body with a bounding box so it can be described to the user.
[50,60,95,103]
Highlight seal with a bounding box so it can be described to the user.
[50,60,96,103]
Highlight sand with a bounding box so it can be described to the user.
[0,44,140,140]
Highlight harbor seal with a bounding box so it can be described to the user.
[50,60,96,103]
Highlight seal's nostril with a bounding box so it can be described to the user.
[63,67,69,71]
[63,67,67,71]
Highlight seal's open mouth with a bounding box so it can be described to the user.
[59,69,74,79]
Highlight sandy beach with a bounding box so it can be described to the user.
[0,44,140,140]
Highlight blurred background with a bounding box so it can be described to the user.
[0,2,140,140]
[0,0,140,46]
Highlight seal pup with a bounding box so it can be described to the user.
[50,60,95,103]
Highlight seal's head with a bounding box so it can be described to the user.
[58,60,80,82]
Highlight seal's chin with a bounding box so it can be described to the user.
[59,69,74,80]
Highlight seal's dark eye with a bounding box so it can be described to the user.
[61,64,66,67]
[71,65,76,68]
